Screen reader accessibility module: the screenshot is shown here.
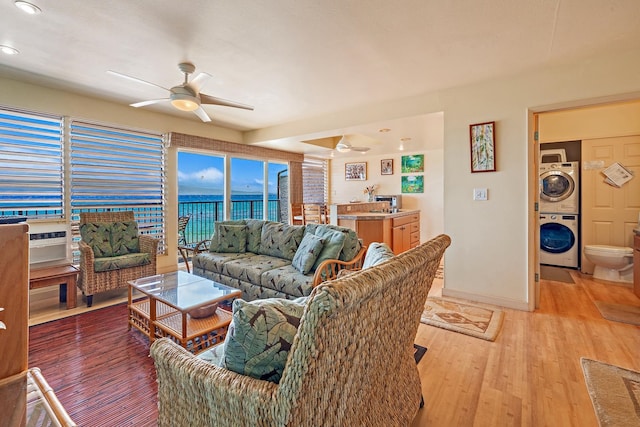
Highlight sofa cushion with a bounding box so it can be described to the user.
[193,252,253,275]
[291,233,325,274]
[80,222,114,257]
[197,342,225,366]
[244,219,266,253]
[216,224,247,253]
[305,223,361,261]
[311,227,346,270]
[110,221,140,256]
[362,242,395,268]
[222,255,291,285]
[260,265,315,298]
[209,220,246,252]
[220,297,306,383]
[258,222,305,261]
[93,252,150,272]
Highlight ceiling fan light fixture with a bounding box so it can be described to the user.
[170,93,200,111]
[0,45,19,55]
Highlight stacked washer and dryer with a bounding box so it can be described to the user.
[539,149,580,268]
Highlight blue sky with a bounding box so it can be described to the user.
[178,152,287,195]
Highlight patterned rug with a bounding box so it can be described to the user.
[413,344,427,364]
[420,297,504,341]
[581,358,640,426]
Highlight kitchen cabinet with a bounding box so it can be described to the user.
[334,208,420,255]
[391,212,420,254]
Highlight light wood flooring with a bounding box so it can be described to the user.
[27,268,640,426]
[412,271,640,426]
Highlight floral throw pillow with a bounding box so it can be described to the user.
[291,233,325,274]
[219,297,306,383]
[216,224,248,253]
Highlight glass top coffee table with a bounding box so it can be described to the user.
[128,271,241,354]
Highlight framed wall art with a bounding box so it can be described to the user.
[401,154,424,173]
[401,175,424,193]
[381,159,393,175]
[345,162,367,181]
[470,121,496,173]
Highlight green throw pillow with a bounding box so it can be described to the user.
[312,227,346,270]
[110,221,140,256]
[209,220,246,252]
[292,233,325,274]
[219,298,306,383]
[216,224,247,253]
[362,242,395,268]
[80,222,113,257]
[258,222,305,260]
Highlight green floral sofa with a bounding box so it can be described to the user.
[192,220,365,300]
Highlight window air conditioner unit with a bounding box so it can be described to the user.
[28,221,71,268]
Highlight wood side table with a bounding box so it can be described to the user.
[29,264,79,309]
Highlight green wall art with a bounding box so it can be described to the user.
[401,175,424,193]
[401,154,424,173]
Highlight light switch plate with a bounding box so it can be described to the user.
[473,188,488,201]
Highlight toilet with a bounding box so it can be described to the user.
[584,245,634,283]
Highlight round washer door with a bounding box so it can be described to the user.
[540,170,575,202]
[540,222,576,254]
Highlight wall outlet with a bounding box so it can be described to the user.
[473,188,488,201]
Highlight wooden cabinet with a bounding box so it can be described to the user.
[338,211,420,255]
[391,212,420,254]
[0,223,29,380]
[634,234,639,298]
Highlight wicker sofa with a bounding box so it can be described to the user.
[151,234,451,426]
[78,211,158,307]
[192,220,366,301]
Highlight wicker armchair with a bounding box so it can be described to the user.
[150,234,451,426]
[78,211,158,307]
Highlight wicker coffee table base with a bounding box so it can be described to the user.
[128,298,232,354]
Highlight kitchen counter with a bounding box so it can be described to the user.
[335,209,420,221]
[328,203,421,254]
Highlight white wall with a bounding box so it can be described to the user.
[329,147,444,242]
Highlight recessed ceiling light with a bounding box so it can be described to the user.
[14,1,41,14]
[0,45,19,55]
[379,128,391,133]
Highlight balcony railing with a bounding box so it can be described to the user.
[178,199,282,244]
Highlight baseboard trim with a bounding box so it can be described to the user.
[441,288,531,311]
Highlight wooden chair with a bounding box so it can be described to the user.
[290,203,303,225]
[302,203,324,224]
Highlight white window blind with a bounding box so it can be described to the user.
[70,120,167,251]
[302,158,327,204]
[0,107,64,220]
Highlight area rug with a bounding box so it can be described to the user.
[594,301,640,326]
[540,265,575,283]
[420,297,504,341]
[581,358,640,426]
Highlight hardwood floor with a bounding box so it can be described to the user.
[26,269,639,426]
[412,271,640,427]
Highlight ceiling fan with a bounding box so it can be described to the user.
[335,135,370,153]
[107,62,254,122]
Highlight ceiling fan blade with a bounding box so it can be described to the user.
[130,98,170,108]
[193,106,212,122]
[107,70,170,92]
[352,147,370,152]
[200,93,254,110]
[189,72,212,92]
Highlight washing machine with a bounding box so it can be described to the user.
[540,213,579,268]
[539,161,579,214]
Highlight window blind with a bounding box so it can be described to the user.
[70,120,167,251]
[302,158,327,204]
[0,107,64,220]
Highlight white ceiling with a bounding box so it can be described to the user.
[1,0,640,157]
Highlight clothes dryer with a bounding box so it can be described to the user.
[540,161,579,214]
[540,213,579,268]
